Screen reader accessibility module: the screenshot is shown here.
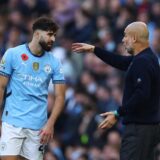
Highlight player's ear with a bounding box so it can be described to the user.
[34,30,40,38]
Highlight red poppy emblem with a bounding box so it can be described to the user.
[21,54,28,61]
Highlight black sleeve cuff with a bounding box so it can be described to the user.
[117,106,126,117]
[93,47,101,54]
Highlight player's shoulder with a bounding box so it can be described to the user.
[46,51,61,64]
[131,54,153,73]
[133,56,149,68]
[6,44,26,54]
[12,44,26,51]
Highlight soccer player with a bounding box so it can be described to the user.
[0,17,66,160]
[72,22,160,160]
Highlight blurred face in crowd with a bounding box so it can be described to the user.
[44,151,57,160]
[36,30,56,51]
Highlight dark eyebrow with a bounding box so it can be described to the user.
[47,32,54,35]
[47,31,57,36]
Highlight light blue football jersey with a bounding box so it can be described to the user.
[0,44,65,130]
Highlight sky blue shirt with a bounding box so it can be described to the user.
[0,44,65,130]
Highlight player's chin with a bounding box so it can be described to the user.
[45,46,52,51]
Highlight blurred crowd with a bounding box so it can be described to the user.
[0,0,160,160]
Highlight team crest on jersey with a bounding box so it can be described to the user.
[59,67,64,74]
[44,64,51,73]
[33,62,39,71]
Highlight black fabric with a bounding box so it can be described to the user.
[120,124,160,160]
[94,47,133,71]
[94,47,160,124]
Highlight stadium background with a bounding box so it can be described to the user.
[0,0,160,159]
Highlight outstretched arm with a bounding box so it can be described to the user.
[72,43,133,71]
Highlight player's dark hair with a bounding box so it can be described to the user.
[32,17,59,33]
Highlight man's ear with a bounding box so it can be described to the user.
[34,30,40,38]
[132,34,137,43]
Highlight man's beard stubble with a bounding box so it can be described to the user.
[126,47,134,55]
[39,39,53,52]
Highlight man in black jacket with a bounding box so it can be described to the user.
[72,22,160,160]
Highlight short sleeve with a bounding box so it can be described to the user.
[0,49,13,77]
[52,59,65,84]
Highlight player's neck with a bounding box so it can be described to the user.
[28,41,44,56]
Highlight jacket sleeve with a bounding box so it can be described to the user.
[94,47,133,71]
[117,57,151,116]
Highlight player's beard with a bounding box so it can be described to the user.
[127,48,134,55]
[39,39,53,52]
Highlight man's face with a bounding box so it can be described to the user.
[38,30,56,51]
[122,28,135,55]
